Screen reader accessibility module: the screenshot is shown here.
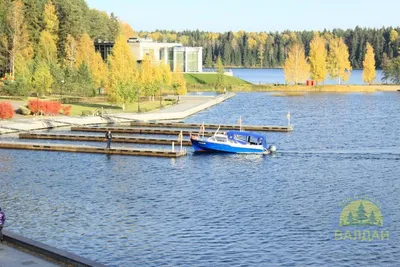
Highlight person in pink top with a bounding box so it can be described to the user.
[0,207,5,242]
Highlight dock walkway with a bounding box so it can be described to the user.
[0,142,186,157]
[19,133,192,146]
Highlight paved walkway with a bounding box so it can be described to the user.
[0,242,60,267]
[0,93,235,135]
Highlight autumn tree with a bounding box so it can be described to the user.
[32,60,54,96]
[171,71,187,102]
[64,34,78,69]
[44,1,59,40]
[309,33,327,84]
[363,42,376,85]
[108,34,138,111]
[120,22,134,39]
[327,37,352,84]
[158,62,172,107]
[139,55,154,99]
[283,43,310,84]
[37,31,57,64]
[8,0,32,78]
[215,56,225,91]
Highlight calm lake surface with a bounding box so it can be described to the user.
[1,92,400,266]
[218,68,384,85]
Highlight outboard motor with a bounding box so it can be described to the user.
[268,145,277,153]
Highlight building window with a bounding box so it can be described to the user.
[176,51,185,72]
[168,49,174,71]
[187,51,199,72]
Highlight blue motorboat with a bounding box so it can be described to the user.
[190,130,276,154]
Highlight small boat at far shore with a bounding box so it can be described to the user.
[190,130,276,154]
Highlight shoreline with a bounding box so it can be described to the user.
[0,93,235,135]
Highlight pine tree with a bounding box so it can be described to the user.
[76,61,94,96]
[283,43,310,84]
[356,202,368,224]
[363,42,376,85]
[327,37,352,84]
[369,210,377,225]
[347,211,354,225]
[309,33,327,84]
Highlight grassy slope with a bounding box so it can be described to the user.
[184,73,250,85]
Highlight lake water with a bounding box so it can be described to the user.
[208,68,384,85]
[1,92,400,266]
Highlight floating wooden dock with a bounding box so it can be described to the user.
[129,121,293,132]
[0,142,187,158]
[19,133,192,146]
[71,126,218,136]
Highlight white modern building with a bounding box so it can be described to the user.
[127,37,203,73]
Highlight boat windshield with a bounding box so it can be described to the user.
[227,131,267,147]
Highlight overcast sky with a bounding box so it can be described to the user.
[86,0,400,32]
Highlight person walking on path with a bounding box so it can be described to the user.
[105,131,112,149]
[0,207,5,242]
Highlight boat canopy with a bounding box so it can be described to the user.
[227,131,267,147]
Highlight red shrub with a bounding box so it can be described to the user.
[62,105,72,116]
[0,102,14,119]
[28,100,63,116]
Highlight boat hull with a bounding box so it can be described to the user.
[190,138,265,154]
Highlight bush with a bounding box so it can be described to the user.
[62,105,72,116]
[28,100,62,116]
[0,102,15,119]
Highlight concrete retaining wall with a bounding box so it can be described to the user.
[3,230,106,267]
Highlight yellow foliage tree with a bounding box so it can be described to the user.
[309,33,327,84]
[283,43,310,84]
[327,37,352,84]
[64,34,78,69]
[120,22,135,39]
[75,33,95,67]
[75,34,108,89]
[92,52,108,89]
[158,62,172,107]
[8,0,33,78]
[171,71,187,101]
[32,61,54,96]
[43,1,59,41]
[139,55,154,97]
[108,34,138,111]
[37,31,57,64]
[362,42,376,85]
[390,29,399,43]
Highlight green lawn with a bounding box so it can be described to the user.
[183,73,250,85]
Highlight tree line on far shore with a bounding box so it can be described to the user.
[282,33,400,85]
[0,0,186,109]
[141,27,400,70]
[140,28,400,84]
